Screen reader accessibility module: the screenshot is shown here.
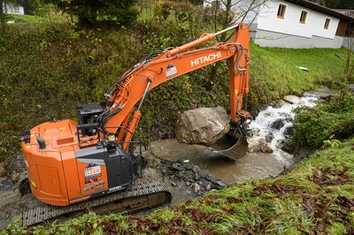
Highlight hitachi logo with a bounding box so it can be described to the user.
[190,52,222,67]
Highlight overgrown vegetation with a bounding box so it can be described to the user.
[4,137,353,234]
[293,93,354,148]
[0,3,350,164]
[45,0,137,26]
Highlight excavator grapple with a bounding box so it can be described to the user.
[20,23,251,225]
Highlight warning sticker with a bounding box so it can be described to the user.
[166,64,177,78]
[85,166,101,178]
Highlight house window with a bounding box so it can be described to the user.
[324,18,330,29]
[277,4,287,19]
[299,11,308,24]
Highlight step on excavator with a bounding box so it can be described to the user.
[20,23,250,226]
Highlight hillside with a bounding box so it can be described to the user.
[0,20,348,165]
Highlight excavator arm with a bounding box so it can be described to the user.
[98,24,250,151]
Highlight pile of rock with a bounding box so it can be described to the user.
[158,160,226,195]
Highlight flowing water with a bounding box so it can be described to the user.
[149,96,319,186]
[247,96,318,167]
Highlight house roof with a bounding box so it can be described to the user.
[334,9,354,18]
[284,0,354,21]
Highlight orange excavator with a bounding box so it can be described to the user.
[20,24,250,226]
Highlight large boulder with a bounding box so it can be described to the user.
[283,95,300,104]
[176,106,230,145]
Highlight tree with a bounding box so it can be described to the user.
[204,0,268,40]
[0,0,16,29]
[0,0,4,25]
[47,0,137,26]
[0,0,9,26]
[344,23,354,82]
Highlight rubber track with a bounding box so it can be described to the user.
[22,177,171,227]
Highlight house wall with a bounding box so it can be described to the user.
[203,0,346,48]
[257,0,339,39]
[2,2,24,15]
[342,37,353,50]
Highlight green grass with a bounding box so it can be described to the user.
[7,14,48,24]
[293,93,354,148]
[6,13,69,24]
[249,44,348,105]
[3,138,353,234]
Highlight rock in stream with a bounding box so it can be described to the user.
[158,159,226,195]
[176,106,230,145]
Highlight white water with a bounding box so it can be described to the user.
[247,96,318,168]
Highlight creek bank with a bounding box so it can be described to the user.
[154,86,341,187]
[247,85,350,167]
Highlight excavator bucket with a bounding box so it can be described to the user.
[207,124,248,160]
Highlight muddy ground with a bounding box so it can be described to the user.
[0,139,288,229]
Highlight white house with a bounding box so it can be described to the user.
[204,0,354,48]
[2,2,24,15]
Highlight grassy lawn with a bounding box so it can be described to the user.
[250,44,348,103]
[6,14,68,24]
[4,138,353,234]
[7,14,48,24]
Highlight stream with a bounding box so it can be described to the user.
[247,95,318,167]
[149,94,321,203]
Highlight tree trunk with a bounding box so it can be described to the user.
[0,0,5,30]
[0,0,4,19]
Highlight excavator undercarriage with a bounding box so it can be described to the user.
[21,175,171,227]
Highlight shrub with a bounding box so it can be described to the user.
[46,0,137,26]
[293,92,354,148]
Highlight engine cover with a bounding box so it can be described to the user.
[21,119,142,206]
